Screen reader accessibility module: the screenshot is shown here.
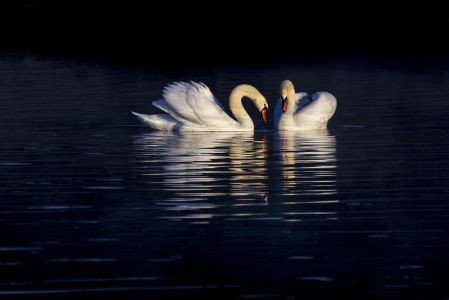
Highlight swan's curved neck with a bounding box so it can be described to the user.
[286,86,297,114]
[229,85,260,129]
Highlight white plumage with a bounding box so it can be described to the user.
[133,81,268,132]
[274,80,337,131]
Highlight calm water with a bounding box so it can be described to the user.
[1,56,449,299]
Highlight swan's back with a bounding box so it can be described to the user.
[294,92,337,130]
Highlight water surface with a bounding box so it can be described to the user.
[1,56,449,299]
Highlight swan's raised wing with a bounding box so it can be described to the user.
[293,92,310,113]
[154,81,237,127]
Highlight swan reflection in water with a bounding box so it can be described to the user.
[133,132,268,220]
[274,130,338,222]
[229,134,268,199]
[275,130,337,196]
[134,130,337,222]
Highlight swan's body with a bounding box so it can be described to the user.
[274,80,337,131]
[132,81,268,132]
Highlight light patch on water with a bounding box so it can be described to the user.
[300,276,334,282]
[159,213,218,220]
[86,238,121,242]
[367,234,389,238]
[230,213,267,217]
[176,192,227,197]
[283,200,339,205]
[46,276,161,283]
[246,217,284,221]
[26,205,92,210]
[231,203,270,207]
[382,284,411,289]
[82,186,125,190]
[289,256,315,260]
[0,247,43,252]
[76,220,100,224]
[399,265,425,270]
[0,284,240,295]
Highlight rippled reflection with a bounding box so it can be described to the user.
[134,131,338,222]
[135,132,238,196]
[229,134,268,198]
[134,132,269,220]
[275,130,337,196]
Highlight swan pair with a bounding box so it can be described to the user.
[132,80,336,132]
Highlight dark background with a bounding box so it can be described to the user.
[1,1,448,66]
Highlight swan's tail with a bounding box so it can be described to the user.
[131,112,178,131]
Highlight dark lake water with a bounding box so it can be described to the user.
[1,55,449,299]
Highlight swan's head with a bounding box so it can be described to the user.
[280,80,295,113]
[261,103,268,125]
[253,95,269,125]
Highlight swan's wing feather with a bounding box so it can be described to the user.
[162,81,236,127]
[132,112,178,131]
[162,82,201,124]
[293,91,337,125]
[187,81,236,126]
[293,92,310,114]
[152,99,195,126]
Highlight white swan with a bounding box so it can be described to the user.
[274,80,337,131]
[132,81,269,132]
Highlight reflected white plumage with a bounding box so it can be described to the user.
[274,80,337,131]
[132,81,268,132]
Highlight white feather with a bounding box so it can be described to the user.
[133,81,264,132]
[131,112,178,131]
[293,92,337,129]
[274,88,337,131]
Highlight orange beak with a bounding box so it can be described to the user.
[261,106,268,125]
[282,98,288,113]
